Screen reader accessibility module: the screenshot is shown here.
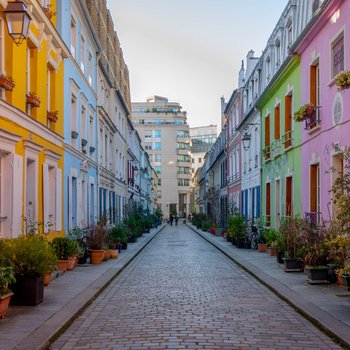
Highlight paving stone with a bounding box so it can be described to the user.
[51,224,341,349]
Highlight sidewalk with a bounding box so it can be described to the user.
[187,223,350,349]
[0,225,165,350]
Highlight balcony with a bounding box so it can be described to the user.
[271,139,281,158]
[177,136,190,143]
[304,106,321,131]
[282,130,293,149]
[177,148,190,155]
[228,173,240,185]
[262,145,271,160]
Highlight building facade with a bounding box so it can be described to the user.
[0,1,68,238]
[57,0,100,231]
[131,96,191,218]
[293,0,349,225]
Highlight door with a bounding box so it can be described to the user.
[275,179,280,228]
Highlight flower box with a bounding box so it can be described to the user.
[27,93,40,107]
[0,75,15,91]
[293,103,315,122]
[335,70,350,91]
[47,111,58,122]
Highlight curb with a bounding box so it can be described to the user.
[13,225,165,350]
[187,224,350,350]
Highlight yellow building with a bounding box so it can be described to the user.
[0,1,69,238]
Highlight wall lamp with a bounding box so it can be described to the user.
[4,1,32,45]
[241,123,259,151]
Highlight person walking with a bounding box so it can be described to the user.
[170,215,174,226]
[175,215,178,226]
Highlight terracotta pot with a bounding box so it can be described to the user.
[0,292,13,319]
[109,249,118,259]
[269,247,277,256]
[43,272,51,286]
[103,250,111,261]
[336,271,343,286]
[258,243,268,253]
[89,250,104,264]
[0,76,15,91]
[67,256,76,270]
[57,259,69,272]
[27,95,40,107]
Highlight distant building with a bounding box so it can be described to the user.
[190,125,217,213]
[131,96,191,218]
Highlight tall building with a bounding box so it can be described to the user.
[190,125,217,213]
[131,96,191,218]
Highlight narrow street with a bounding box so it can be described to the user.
[51,224,341,350]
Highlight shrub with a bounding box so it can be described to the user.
[51,237,76,260]
[228,215,247,240]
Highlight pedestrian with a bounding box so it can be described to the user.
[170,215,174,226]
[175,215,178,226]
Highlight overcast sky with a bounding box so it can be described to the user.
[106,1,289,130]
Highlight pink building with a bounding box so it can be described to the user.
[293,0,349,224]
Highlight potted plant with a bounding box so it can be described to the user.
[275,230,287,264]
[108,225,127,257]
[257,229,268,253]
[0,74,15,91]
[264,228,279,256]
[335,70,350,91]
[337,263,350,290]
[27,92,41,107]
[51,237,75,272]
[301,223,330,284]
[279,216,304,272]
[87,221,107,264]
[228,215,247,248]
[0,266,15,318]
[47,110,59,122]
[6,235,57,305]
[293,103,315,122]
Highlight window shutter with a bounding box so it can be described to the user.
[43,163,49,233]
[12,154,23,237]
[56,168,62,231]
[77,178,82,226]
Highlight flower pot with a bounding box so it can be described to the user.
[43,271,52,286]
[109,249,118,259]
[284,258,303,272]
[103,250,111,261]
[27,95,40,107]
[258,243,268,253]
[57,259,69,272]
[11,276,44,306]
[305,266,329,284]
[67,256,76,270]
[89,250,104,264]
[0,76,15,91]
[47,111,58,122]
[0,292,13,318]
[269,247,277,256]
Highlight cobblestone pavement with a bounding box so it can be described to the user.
[51,224,342,350]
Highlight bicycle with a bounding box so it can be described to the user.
[248,224,262,249]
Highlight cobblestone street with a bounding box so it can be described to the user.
[51,224,342,350]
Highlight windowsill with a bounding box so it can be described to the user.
[307,124,321,135]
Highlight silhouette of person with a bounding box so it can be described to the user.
[175,216,178,226]
[170,215,174,226]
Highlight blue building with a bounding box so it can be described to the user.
[57,0,100,230]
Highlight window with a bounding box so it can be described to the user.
[177,167,190,174]
[81,103,87,145]
[284,94,292,148]
[264,114,270,159]
[145,145,152,150]
[70,17,77,59]
[88,52,93,85]
[309,164,320,225]
[178,179,190,186]
[80,35,85,73]
[70,94,78,144]
[154,130,161,138]
[286,18,293,47]
[274,104,280,140]
[265,183,271,226]
[154,142,161,150]
[266,56,271,82]
[309,62,320,129]
[275,39,281,67]
[154,154,161,162]
[331,33,344,79]
[155,166,161,174]
[198,157,202,163]
[333,94,343,125]
[158,178,161,186]
[286,177,293,216]
[89,108,94,155]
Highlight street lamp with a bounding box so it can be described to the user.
[242,132,251,151]
[4,1,32,45]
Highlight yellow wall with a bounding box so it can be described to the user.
[0,1,65,238]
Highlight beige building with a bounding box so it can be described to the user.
[131,96,191,219]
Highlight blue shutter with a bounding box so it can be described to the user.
[256,186,261,218]
[99,188,102,218]
[252,187,255,224]
[245,190,248,219]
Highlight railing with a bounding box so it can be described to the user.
[263,146,271,160]
[271,139,281,157]
[304,211,323,226]
[228,173,240,184]
[281,130,293,149]
[305,106,321,130]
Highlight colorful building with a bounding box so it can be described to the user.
[292,0,349,225]
[56,0,100,230]
[0,1,68,238]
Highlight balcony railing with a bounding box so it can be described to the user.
[263,145,271,160]
[304,211,323,226]
[271,139,281,158]
[282,130,293,149]
[305,106,321,131]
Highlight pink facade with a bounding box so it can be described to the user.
[295,0,349,224]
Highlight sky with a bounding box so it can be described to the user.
[106,0,289,130]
